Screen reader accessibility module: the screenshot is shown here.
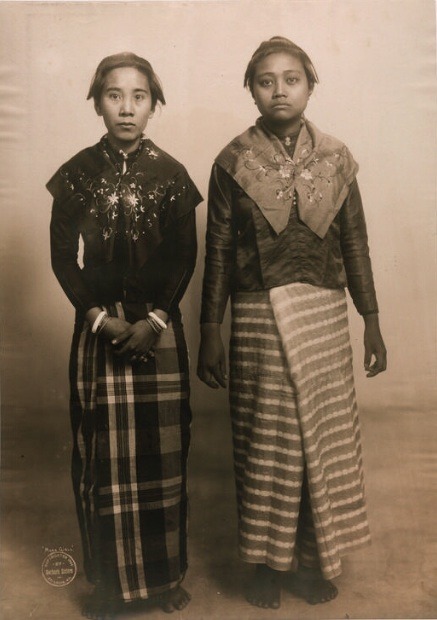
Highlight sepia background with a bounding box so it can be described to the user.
[1,1,436,618]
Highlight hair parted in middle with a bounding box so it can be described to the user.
[87,52,166,111]
[244,36,319,96]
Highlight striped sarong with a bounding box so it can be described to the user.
[69,302,191,601]
[229,283,370,579]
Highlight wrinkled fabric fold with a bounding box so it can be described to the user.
[269,282,370,578]
[229,283,370,579]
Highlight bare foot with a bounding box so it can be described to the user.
[288,567,338,605]
[82,585,120,619]
[158,586,191,614]
[246,564,281,609]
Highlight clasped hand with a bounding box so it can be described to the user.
[101,318,158,362]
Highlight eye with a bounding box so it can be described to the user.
[135,93,145,101]
[286,77,298,85]
[259,78,273,87]
[108,92,120,101]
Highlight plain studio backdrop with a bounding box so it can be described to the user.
[1,1,436,619]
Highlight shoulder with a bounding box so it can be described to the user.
[306,120,358,178]
[61,143,101,170]
[217,125,257,156]
[143,140,191,178]
[320,132,353,157]
[307,120,353,154]
[143,140,203,211]
[215,125,256,170]
[46,143,102,198]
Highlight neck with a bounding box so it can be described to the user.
[107,136,141,155]
[262,116,303,138]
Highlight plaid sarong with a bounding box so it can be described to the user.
[69,302,191,601]
[229,283,370,579]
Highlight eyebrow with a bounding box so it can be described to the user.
[104,86,150,95]
[257,69,302,77]
[105,86,149,93]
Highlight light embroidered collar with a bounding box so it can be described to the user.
[215,118,358,238]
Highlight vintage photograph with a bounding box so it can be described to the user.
[1,1,436,619]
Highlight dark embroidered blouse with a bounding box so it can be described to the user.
[48,136,202,315]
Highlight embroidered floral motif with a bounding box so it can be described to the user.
[59,152,189,243]
[145,147,159,159]
[107,192,119,207]
[232,138,351,208]
[279,164,293,179]
[300,169,313,181]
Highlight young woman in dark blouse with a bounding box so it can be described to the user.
[48,52,202,619]
[198,37,387,610]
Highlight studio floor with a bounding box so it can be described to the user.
[1,402,436,620]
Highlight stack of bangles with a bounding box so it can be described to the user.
[91,310,111,335]
[140,313,167,362]
[146,311,167,335]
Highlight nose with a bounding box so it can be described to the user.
[273,79,287,98]
[120,97,134,116]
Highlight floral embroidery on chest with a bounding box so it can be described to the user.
[61,147,186,242]
[234,141,349,206]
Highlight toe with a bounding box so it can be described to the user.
[308,580,338,605]
[174,598,186,610]
[161,602,175,614]
[175,600,187,610]
[174,586,191,610]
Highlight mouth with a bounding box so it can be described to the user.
[118,123,136,128]
[272,103,291,109]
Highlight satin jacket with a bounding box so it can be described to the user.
[200,164,378,323]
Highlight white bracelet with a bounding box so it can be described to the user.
[148,311,167,330]
[91,310,107,333]
[146,316,161,334]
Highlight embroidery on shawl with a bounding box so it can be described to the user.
[215,119,359,238]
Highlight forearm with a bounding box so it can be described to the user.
[340,180,378,315]
[200,165,234,324]
[50,198,98,312]
[153,210,197,313]
[363,312,380,326]
[51,259,99,313]
[200,266,231,324]
[154,265,196,313]
[201,322,222,335]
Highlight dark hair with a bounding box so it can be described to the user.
[87,52,166,110]
[244,36,319,95]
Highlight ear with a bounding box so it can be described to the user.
[94,101,102,116]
